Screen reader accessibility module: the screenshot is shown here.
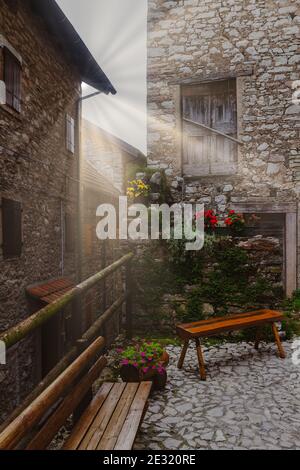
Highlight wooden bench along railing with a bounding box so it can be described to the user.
[0,253,136,444]
[0,338,152,450]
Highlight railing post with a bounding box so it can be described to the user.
[73,339,93,424]
[125,259,133,340]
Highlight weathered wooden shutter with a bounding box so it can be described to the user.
[182,79,237,176]
[2,198,22,258]
[66,114,75,154]
[4,47,21,112]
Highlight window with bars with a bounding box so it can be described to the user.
[66,114,75,154]
[4,47,21,112]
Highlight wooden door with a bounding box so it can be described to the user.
[182,80,238,176]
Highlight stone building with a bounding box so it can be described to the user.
[0,0,116,422]
[82,119,146,193]
[147,0,300,296]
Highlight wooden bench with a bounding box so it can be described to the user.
[0,338,152,450]
[176,309,286,381]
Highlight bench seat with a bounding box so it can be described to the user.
[176,309,286,381]
[64,382,152,450]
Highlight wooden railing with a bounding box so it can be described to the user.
[0,252,134,431]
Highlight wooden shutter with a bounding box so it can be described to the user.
[66,114,75,154]
[182,79,237,176]
[4,47,21,112]
[2,198,22,258]
[3,0,18,12]
[84,223,93,257]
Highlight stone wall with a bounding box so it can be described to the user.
[0,0,81,422]
[147,0,300,284]
[131,234,284,336]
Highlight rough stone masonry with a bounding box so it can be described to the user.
[147,0,300,287]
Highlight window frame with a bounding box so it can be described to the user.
[3,46,22,113]
[66,114,75,154]
[180,78,239,177]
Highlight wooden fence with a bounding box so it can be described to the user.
[0,252,134,431]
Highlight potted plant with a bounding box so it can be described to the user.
[225,210,246,234]
[117,341,169,391]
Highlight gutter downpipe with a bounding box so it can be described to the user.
[74,89,103,338]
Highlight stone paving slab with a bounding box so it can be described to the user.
[134,340,300,450]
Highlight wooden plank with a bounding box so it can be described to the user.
[0,252,133,349]
[0,338,103,450]
[178,310,283,330]
[285,212,297,297]
[114,382,152,450]
[177,310,284,339]
[63,383,114,450]
[97,383,139,450]
[26,357,107,450]
[183,118,243,145]
[80,383,126,450]
[169,68,254,85]
[231,202,297,214]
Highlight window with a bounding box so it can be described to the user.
[1,198,22,258]
[4,47,21,112]
[3,0,19,13]
[66,114,75,154]
[182,79,238,176]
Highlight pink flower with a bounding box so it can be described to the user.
[142,367,149,374]
[133,362,139,368]
[116,348,123,354]
[121,359,129,366]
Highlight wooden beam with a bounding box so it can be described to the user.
[26,356,108,450]
[231,202,297,214]
[0,253,133,349]
[183,118,244,145]
[125,260,133,339]
[286,212,297,297]
[0,295,126,432]
[0,338,103,450]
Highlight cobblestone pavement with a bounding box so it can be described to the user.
[134,340,300,450]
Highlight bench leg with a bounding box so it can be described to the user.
[195,338,206,381]
[272,323,286,359]
[178,340,189,369]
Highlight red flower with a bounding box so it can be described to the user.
[225,218,233,226]
[229,210,235,215]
